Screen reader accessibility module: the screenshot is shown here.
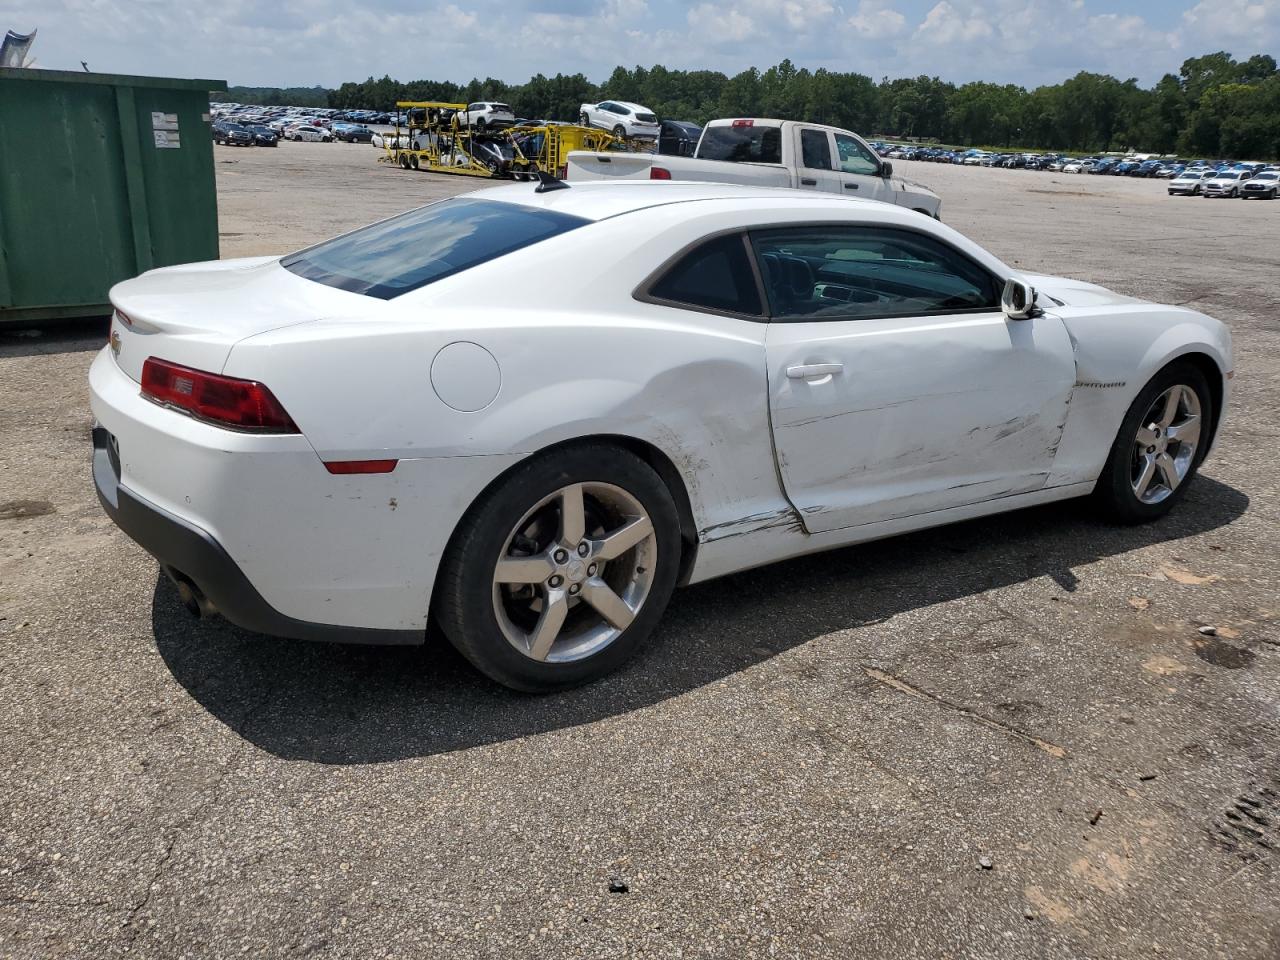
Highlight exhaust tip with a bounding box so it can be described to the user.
[166,568,217,619]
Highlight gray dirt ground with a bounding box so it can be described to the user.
[1,141,1278,959]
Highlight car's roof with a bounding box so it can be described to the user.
[466,180,880,222]
[610,101,650,111]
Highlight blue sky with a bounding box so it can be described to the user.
[4,0,1277,90]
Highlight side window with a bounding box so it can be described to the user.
[834,134,880,176]
[750,227,1001,322]
[800,129,833,171]
[646,234,762,317]
[468,103,482,112]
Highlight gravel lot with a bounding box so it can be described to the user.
[2,141,1278,959]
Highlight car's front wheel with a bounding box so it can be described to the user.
[579,112,590,126]
[1094,361,1213,523]
[436,445,682,691]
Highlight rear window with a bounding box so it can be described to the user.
[636,112,658,123]
[697,125,782,164]
[281,198,589,299]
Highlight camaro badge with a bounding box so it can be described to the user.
[109,329,121,357]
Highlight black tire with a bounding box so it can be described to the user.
[580,112,590,127]
[613,124,626,139]
[435,444,682,692]
[399,153,410,169]
[476,118,487,132]
[1093,360,1213,524]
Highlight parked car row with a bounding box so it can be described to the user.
[875,142,1280,199]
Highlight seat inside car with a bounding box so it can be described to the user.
[759,253,815,312]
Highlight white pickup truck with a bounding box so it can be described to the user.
[565,118,942,218]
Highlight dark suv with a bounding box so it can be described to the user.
[212,121,254,147]
[247,125,279,147]
[658,120,702,157]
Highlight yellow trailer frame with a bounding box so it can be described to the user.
[505,123,620,178]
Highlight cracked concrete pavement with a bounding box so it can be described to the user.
[1,143,1278,958]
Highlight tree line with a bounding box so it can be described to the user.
[227,51,1280,158]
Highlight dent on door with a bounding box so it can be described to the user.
[766,312,1078,534]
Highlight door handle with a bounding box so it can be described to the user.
[843,182,859,190]
[800,178,817,186]
[786,362,843,380]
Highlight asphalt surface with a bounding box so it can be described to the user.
[1,145,1278,959]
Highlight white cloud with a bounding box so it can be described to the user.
[847,0,907,39]
[686,3,758,42]
[1180,0,1279,46]
[915,0,993,44]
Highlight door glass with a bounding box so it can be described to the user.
[800,129,833,171]
[647,235,762,316]
[834,134,880,176]
[751,227,1001,321]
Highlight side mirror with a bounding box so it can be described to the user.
[879,161,893,179]
[1001,277,1039,320]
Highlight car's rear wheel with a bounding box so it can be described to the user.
[436,445,681,692]
[1094,361,1213,523]
[613,124,626,139]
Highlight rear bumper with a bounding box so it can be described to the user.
[93,426,423,645]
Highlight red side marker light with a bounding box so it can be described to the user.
[650,166,672,180]
[323,460,399,475]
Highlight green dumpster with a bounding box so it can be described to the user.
[0,68,226,326]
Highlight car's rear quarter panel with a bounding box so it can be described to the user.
[222,203,795,617]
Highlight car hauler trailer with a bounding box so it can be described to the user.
[379,101,622,180]
[380,101,517,178]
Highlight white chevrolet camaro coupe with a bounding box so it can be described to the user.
[91,181,1232,691]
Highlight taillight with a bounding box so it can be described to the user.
[141,357,299,433]
[650,166,672,180]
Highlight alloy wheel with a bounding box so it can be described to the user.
[1131,384,1202,504]
[491,482,657,663]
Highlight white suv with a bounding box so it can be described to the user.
[578,101,660,139]
[455,102,515,131]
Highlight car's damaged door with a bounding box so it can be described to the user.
[757,225,1077,534]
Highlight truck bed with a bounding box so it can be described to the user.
[565,152,793,188]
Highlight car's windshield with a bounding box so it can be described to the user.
[281,198,589,299]
[697,125,783,164]
[1216,172,1240,179]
